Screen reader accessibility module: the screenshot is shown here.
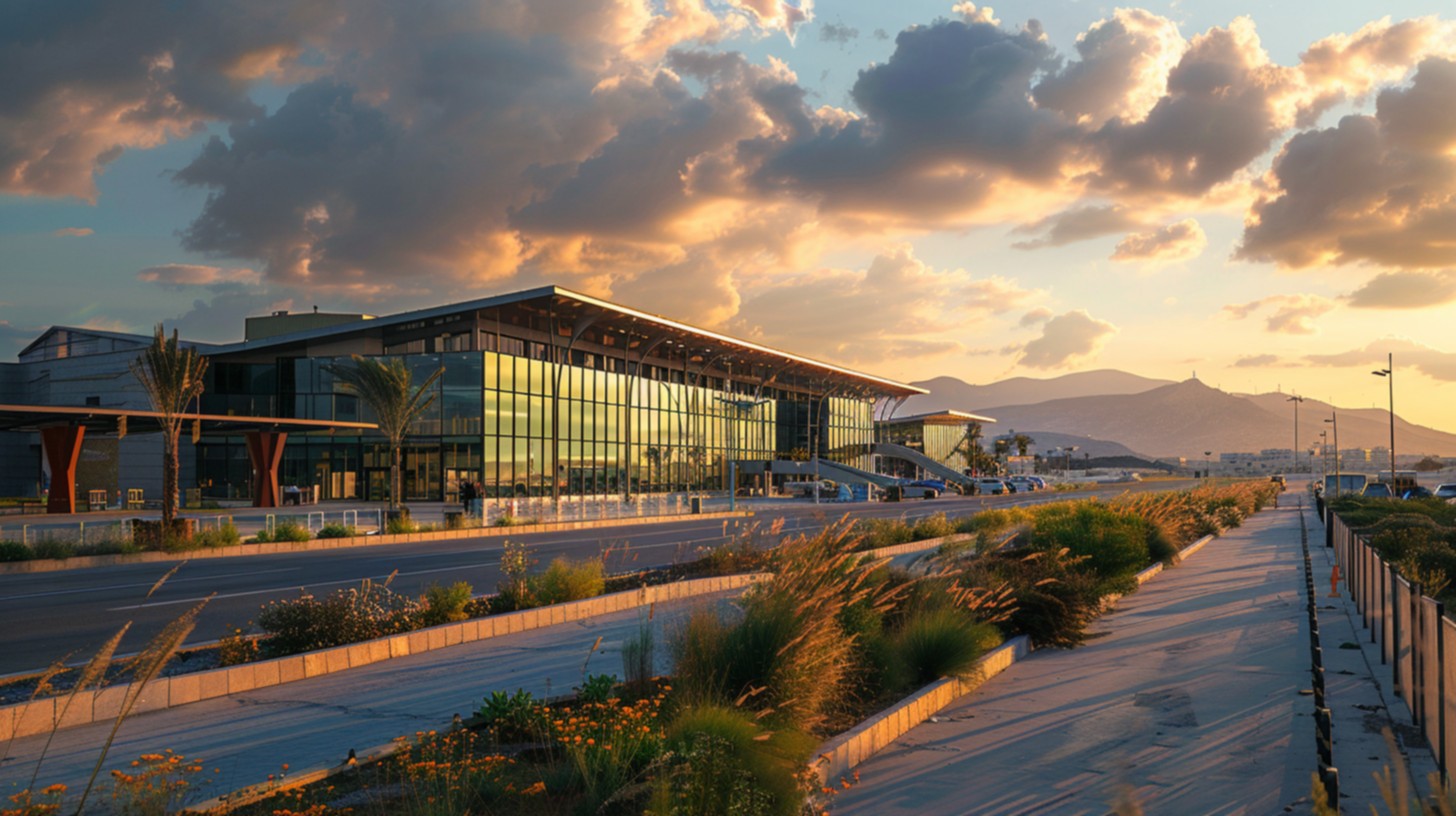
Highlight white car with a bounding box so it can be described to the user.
[977,478,1008,495]
[1007,476,1038,492]
[1436,484,1456,500]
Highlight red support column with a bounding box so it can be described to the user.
[41,425,86,515]
[246,431,287,508]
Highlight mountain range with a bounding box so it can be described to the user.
[906,371,1456,461]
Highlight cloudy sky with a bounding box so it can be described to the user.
[4,0,1456,430]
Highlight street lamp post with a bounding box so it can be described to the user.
[1372,353,1395,489]
[1324,412,1340,496]
[1204,451,1212,479]
[1287,395,1304,477]
[1318,430,1328,480]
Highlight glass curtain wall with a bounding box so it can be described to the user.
[199,347,854,501]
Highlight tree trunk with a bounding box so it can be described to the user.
[162,427,178,528]
[391,442,401,512]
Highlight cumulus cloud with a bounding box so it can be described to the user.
[1346,270,1456,309]
[166,290,295,344]
[137,263,260,286]
[1305,339,1456,382]
[51,227,93,237]
[1010,204,1144,249]
[1015,310,1117,369]
[729,244,1039,366]
[1238,57,1456,270]
[1232,354,1281,368]
[1111,218,1207,262]
[0,0,329,201]
[1031,8,1186,128]
[1223,294,1336,334]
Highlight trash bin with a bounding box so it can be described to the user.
[690,496,704,514]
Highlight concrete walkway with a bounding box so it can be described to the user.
[0,592,731,807]
[831,506,1321,815]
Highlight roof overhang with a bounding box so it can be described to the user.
[879,409,998,426]
[0,404,377,435]
[206,285,927,398]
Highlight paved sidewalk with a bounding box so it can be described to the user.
[0,592,733,805]
[831,506,1320,815]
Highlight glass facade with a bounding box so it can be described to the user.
[198,349,875,501]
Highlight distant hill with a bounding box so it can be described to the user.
[904,369,1173,416]
[974,378,1456,460]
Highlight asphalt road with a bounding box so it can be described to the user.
[0,480,1194,676]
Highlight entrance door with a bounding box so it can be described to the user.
[365,468,391,503]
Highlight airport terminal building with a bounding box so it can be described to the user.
[0,286,927,505]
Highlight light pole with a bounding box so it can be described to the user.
[1287,395,1304,476]
[1324,412,1340,496]
[1318,430,1328,480]
[1372,353,1395,488]
[1203,451,1212,479]
[1065,445,1077,480]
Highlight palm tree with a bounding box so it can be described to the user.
[950,422,990,476]
[328,356,444,512]
[1013,433,1035,457]
[129,325,208,532]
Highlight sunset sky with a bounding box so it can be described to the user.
[3,1,1456,430]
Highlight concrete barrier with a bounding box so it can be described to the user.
[0,510,753,574]
[0,573,769,742]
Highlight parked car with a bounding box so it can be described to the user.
[1270,475,1287,490]
[976,477,1008,495]
[1435,484,1456,499]
[1027,476,1048,490]
[1007,476,1038,492]
[1402,486,1434,500]
[1360,483,1394,498]
[900,483,940,500]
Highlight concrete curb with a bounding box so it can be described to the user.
[0,511,752,574]
[815,636,1031,785]
[811,527,1226,785]
[0,573,769,743]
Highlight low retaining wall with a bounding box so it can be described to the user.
[0,510,752,574]
[815,635,1031,785]
[0,573,769,743]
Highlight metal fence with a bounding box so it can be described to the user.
[1329,510,1453,780]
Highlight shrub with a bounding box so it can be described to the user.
[1030,502,1150,592]
[648,705,814,816]
[856,518,913,550]
[531,557,605,605]
[257,579,423,657]
[475,688,541,742]
[316,523,358,539]
[254,521,310,543]
[193,523,241,549]
[958,548,1105,648]
[107,750,210,816]
[578,672,617,704]
[888,606,1001,691]
[494,540,536,611]
[218,625,260,667]
[31,537,75,560]
[0,540,31,562]
[911,513,956,541]
[385,511,416,535]
[420,581,474,626]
